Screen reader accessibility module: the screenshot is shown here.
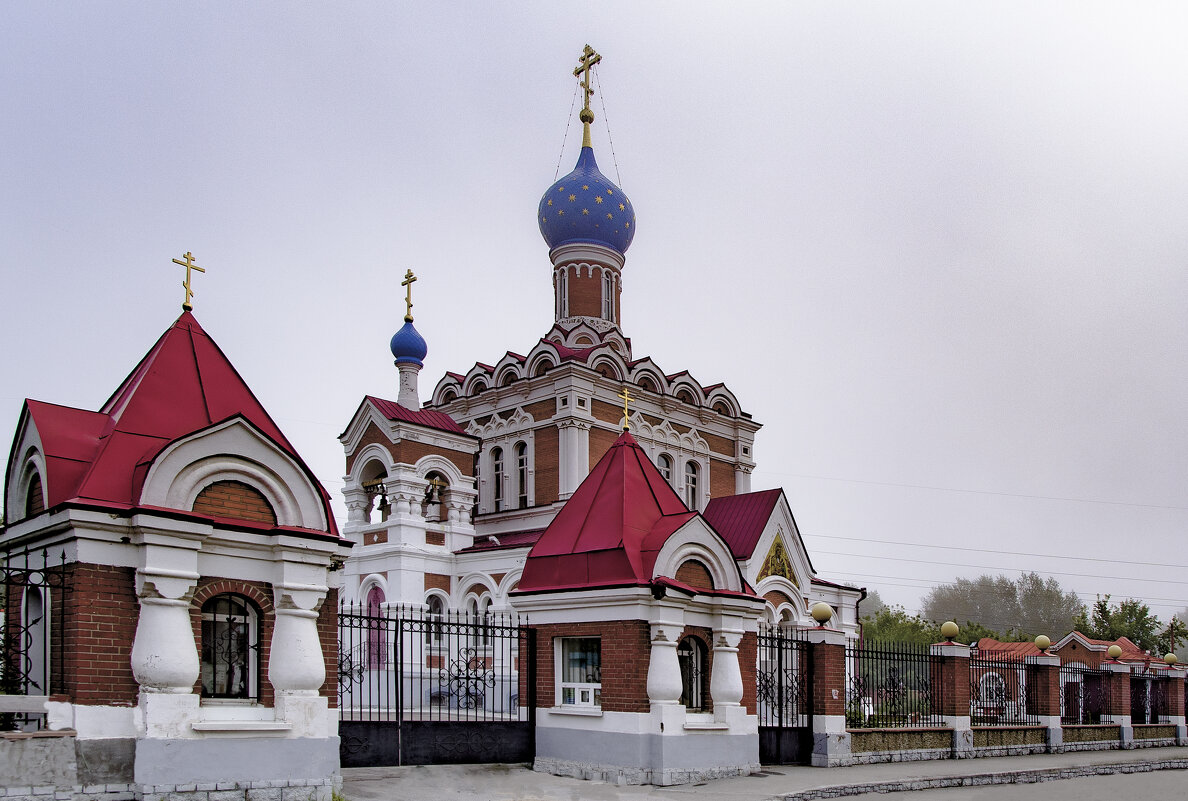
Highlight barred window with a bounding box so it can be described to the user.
[200,594,258,700]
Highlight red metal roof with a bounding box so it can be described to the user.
[364,395,467,435]
[703,488,783,560]
[975,638,1042,659]
[517,430,699,592]
[455,529,544,553]
[15,312,338,537]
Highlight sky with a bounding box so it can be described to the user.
[3,3,1186,624]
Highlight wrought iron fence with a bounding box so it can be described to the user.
[1058,664,1112,724]
[1,547,70,731]
[968,653,1038,725]
[1131,674,1170,724]
[845,640,944,728]
[756,624,809,727]
[338,603,529,723]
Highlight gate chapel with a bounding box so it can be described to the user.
[336,48,862,640]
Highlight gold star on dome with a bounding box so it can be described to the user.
[606,212,613,219]
[558,209,565,215]
[606,189,614,195]
[582,208,589,215]
[547,198,553,206]
[582,185,589,190]
[594,196,603,204]
[624,221,630,228]
[568,194,576,201]
[558,186,564,191]
[618,203,625,210]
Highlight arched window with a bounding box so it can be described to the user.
[425,594,445,645]
[366,586,386,668]
[24,471,45,519]
[684,461,700,510]
[675,388,697,406]
[423,471,448,522]
[515,442,528,509]
[602,270,615,320]
[677,636,707,712]
[657,454,673,483]
[491,447,504,512]
[557,268,569,318]
[200,594,258,700]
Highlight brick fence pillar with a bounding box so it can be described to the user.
[1164,667,1186,745]
[1101,661,1133,748]
[1024,653,1063,752]
[930,641,972,757]
[805,627,850,767]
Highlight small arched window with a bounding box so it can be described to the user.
[657,454,673,483]
[557,268,569,318]
[425,594,445,645]
[676,388,697,406]
[200,594,258,700]
[684,461,700,510]
[366,586,387,668]
[423,471,448,522]
[677,636,708,712]
[602,270,615,320]
[491,447,504,512]
[515,442,528,509]
[24,471,45,519]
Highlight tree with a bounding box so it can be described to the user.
[861,605,941,645]
[920,572,1083,640]
[1075,595,1163,654]
[860,589,886,619]
[1161,616,1187,658]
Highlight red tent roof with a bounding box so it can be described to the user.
[364,395,467,435]
[517,430,698,592]
[703,488,783,560]
[15,312,338,537]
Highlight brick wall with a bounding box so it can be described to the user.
[810,640,846,717]
[588,426,618,471]
[591,398,621,425]
[1026,661,1061,717]
[535,620,651,713]
[425,573,450,593]
[534,426,559,505]
[568,271,602,318]
[764,589,793,608]
[739,631,758,714]
[59,564,139,705]
[317,587,339,708]
[193,480,277,525]
[524,400,556,421]
[710,458,734,499]
[675,560,715,590]
[702,431,736,457]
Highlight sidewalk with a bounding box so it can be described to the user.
[341,746,1188,801]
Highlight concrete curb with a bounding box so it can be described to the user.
[771,758,1188,800]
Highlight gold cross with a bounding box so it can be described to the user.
[172,251,205,311]
[401,269,417,322]
[573,44,601,148]
[617,386,634,431]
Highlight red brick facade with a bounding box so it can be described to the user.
[588,426,618,471]
[810,640,846,717]
[674,560,715,590]
[425,573,451,593]
[710,458,734,499]
[59,563,139,705]
[567,271,604,319]
[535,620,651,714]
[193,480,277,525]
[534,425,559,505]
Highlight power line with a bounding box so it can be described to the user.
[803,532,1188,570]
[772,469,1188,512]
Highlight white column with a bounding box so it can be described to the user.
[710,630,744,708]
[131,575,199,692]
[269,587,327,696]
[397,363,422,410]
[646,623,683,706]
[734,463,753,494]
[557,420,590,500]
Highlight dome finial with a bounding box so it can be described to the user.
[401,268,417,323]
[574,45,601,150]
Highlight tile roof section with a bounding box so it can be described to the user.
[365,395,467,435]
[16,312,338,537]
[974,638,1042,659]
[703,488,783,560]
[517,430,699,592]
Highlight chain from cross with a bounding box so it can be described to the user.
[617,386,634,431]
[172,251,205,311]
[401,269,417,322]
[573,44,601,117]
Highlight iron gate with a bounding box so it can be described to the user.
[1,547,70,731]
[756,625,811,764]
[338,604,534,766]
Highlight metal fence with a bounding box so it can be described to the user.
[756,624,810,728]
[338,603,529,723]
[968,653,1038,725]
[845,640,945,728]
[1,548,70,731]
[1131,674,1170,724]
[1059,663,1112,724]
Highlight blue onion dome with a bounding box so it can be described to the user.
[538,147,635,254]
[390,320,427,366]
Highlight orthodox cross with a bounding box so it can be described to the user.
[573,44,601,147]
[617,386,634,431]
[172,251,205,311]
[401,269,417,322]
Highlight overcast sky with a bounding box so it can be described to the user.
[3,3,1186,623]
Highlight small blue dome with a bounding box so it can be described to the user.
[390,320,427,366]
[538,147,635,254]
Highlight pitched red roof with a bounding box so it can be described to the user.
[703,488,782,560]
[455,529,544,553]
[15,312,337,536]
[517,431,698,592]
[364,395,467,435]
[975,638,1042,659]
